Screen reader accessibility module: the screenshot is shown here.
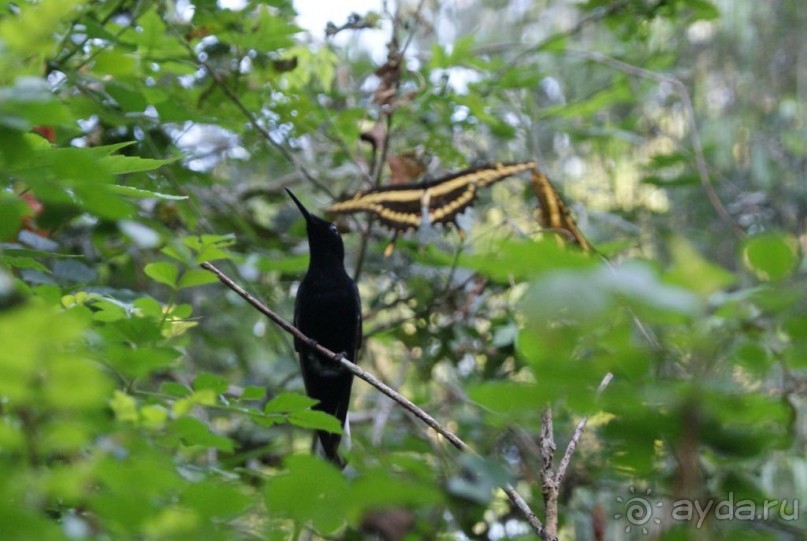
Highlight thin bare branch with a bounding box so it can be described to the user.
[554,372,613,486]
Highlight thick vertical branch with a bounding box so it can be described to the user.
[540,408,558,541]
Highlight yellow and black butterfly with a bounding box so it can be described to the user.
[327,161,536,231]
[327,160,591,251]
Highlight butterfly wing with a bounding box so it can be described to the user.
[531,169,591,252]
[327,161,537,231]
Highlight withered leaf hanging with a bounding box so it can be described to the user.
[327,161,537,232]
[530,169,591,252]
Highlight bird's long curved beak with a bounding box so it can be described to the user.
[285,188,312,224]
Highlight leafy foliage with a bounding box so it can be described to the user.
[1,0,805,540]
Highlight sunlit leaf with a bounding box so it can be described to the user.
[264,392,318,414]
[240,386,266,401]
[144,261,179,288]
[743,232,799,281]
[178,268,219,288]
[170,417,234,452]
[193,373,229,394]
[110,390,139,423]
[288,409,343,434]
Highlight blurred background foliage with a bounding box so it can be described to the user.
[0,0,805,539]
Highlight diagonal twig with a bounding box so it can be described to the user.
[554,372,613,487]
[200,261,546,538]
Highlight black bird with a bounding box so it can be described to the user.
[286,188,362,468]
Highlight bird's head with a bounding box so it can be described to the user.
[286,188,345,263]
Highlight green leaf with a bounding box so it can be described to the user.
[467,381,542,415]
[731,340,771,376]
[264,392,318,414]
[288,409,343,434]
[0,0,82,58]
[449,35,476,64]
[429,43,449,69]
[3,248,81,259]
[171,303,193,318]
[107,346,182,378]
[240,386,266,401]
[100,155,175,175]
[144,261,179,288]
[0,194,29,239]
[160,381,192,398]
[235,10,301,53]
[107,185,187,200]
[9,145,113,184]
[133,296,163,317]
[75,184,135,219]
[665,236,735,297]
[109,390,139,423]
[687,0,720,20]
[346,468,441,522]
[742,232,799,281]
[170,417,234,452]
[248,411,285,428]
[178,268,219,289]
[193,373,229,394]
[126,10,187,59]
[641,173,699,187]
[91,51,140,78]
[181,234,235,263]
[416,238,594,283]
[91,298,127,322]
[181,481,252,519]
[538,33,567,53]
[3,256,49,272]
[140,404,168,429]
[264,455,349,533]
[549,79,632,119]
[172,389,217,417]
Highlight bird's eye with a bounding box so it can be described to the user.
[329,224,337,233]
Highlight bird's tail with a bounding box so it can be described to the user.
[313,413,350,469]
